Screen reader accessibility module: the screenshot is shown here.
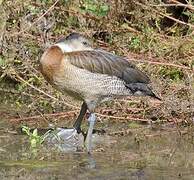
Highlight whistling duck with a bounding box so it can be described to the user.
[40,33,160,153]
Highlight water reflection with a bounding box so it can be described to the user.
[0,123,194,179]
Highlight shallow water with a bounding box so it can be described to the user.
[0,119,194,180]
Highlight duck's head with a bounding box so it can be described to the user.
[55,33,93,53]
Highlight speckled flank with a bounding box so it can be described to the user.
[54,60,132,102]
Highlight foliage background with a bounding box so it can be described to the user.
[0,0,193,129]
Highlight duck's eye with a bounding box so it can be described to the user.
[82,41,88,45]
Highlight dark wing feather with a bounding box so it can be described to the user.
[65,49,150,84]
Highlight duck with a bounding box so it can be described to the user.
[40,33,160,153]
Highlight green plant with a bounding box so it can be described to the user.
[159,67,184,81]
[0,56,6,69]
[129,36,141,51]
[22,125,51,148]
[79,0,109,17]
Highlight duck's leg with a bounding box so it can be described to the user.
[73,102,87,133]
[57,102,87,139]
[85,113,96,153]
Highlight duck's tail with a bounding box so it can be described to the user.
[126,83,161,100]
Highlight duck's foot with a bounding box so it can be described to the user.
[47,128,84,152]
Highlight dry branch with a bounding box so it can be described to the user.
[135,1,194,30]
[13,72,78,109]
[149,0,194,11]
[9,110,77,123]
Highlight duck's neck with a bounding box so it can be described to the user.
[55,43,74,52]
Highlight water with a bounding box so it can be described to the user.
[0,119,194,180]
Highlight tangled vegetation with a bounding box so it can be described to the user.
[0,0,193,130]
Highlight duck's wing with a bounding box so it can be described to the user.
[65,49,150,84]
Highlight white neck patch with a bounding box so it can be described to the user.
[55,42,93,53]
[55,43,73,52]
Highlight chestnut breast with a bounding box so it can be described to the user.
[40,46,63,84]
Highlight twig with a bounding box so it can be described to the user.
[169,0,194,11]
[10,0,60,36]
[128,56,193,71]
[9,108,151,124]
[100,41,193,72]
[96,113,151,122]
[14,72,78,109]
[149,2,194,11]
[158,11,194,29]
[62,8,100,21]
[9,112,151,124]
[108,129,132,136]
[9,110,78,123]
[120,48,193,72]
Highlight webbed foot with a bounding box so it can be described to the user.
[48,128,84,152]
